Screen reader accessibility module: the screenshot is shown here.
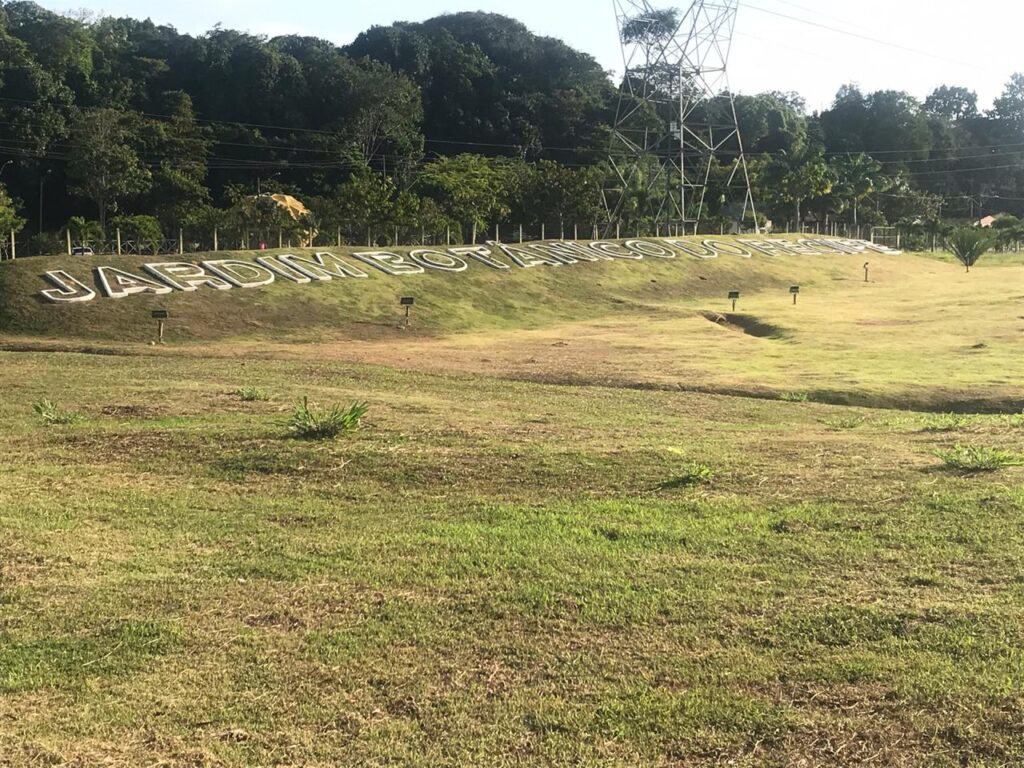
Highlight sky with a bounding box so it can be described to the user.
[37,0,1023,112]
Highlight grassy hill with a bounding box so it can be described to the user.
[3,239,1020,413]
[0,239,863,343]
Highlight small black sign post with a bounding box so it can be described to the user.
[790,285,801,305]
[728,291,740,312]
[400,297,415,328]
[864,262,870,282]
[151,309,169,344]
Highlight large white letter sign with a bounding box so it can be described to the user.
[737,240,796,257]
[493,242,562,268]
[665,240,717,259]
[256,256,312,284]
[201,260,276,288]
[276,252,368,281]
[625,240,675,259]
[531,242,609,264]
[408,249,469,273]
[588,241,643,260]
[451,246,510,270]
[40,271,96,303]
[702,239,752,257]
[96,267,174,299]
[142,262,233,292]
[350,251,425,276]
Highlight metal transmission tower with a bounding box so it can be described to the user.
[604,0,759,235]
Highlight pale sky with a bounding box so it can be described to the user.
[39,0,1023,112]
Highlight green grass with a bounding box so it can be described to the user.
[2,243,1024,766]
[1,349,1023,766]
[935,444,1024,472]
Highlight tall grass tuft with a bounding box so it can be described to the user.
[285,397,368,440]
[936,444,1024,473]
[32,400,80,426]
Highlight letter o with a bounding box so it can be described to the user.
[409,249,469,273]
[703,239,752,258]
[625,240,675,259]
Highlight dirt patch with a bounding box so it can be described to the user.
[99,404,165,420]
[701,311,789,339]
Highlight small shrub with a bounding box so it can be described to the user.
[32,400,79,426]
[780,392,811,403]
[921,413,972,433]
[236,387,270,402]
[662,462,716,489]
[286,397,368,440]
[935,445,1024,473]
[946,227,995,272]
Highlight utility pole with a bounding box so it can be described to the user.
[39,169,53,235]
[603,1,757,237]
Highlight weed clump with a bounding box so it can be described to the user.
[286,397,368,440]
[826,416,866,430]
[32,400,79,426]
[662,462,716,489]
[236,387,270,402]
[935,445,1023,473]
[922,413,973,433]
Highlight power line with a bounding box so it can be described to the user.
[742,2,982,71]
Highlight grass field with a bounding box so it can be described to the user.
[1,243,1023,766]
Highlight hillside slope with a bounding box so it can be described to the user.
[0,238,876,343]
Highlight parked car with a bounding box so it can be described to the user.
[71,246,95,256]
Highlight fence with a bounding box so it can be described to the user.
[0,220,973,262]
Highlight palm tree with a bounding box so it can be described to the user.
[835,154,889,231]
[946,227,995,272]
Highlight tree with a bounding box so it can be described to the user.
[764,153,836,228]
[347,13,614,161]
[67,108,151,231]
[509,160,603,231]
[418,155,514,243]
[0,20,73,159]
[946,227,994,272]
[924,86,979,122]
[111,213,162,254]
[65,216,104,246]
[315,165,418,244]
[0,183,25,235]
[224,190,306,247]
[142,92,212,227]
[734,92,808,155]
[834,154,889,228]
[992,73,1024,129]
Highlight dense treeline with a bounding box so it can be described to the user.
[1,1,1023,255]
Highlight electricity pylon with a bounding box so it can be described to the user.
[604,0,759,235]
